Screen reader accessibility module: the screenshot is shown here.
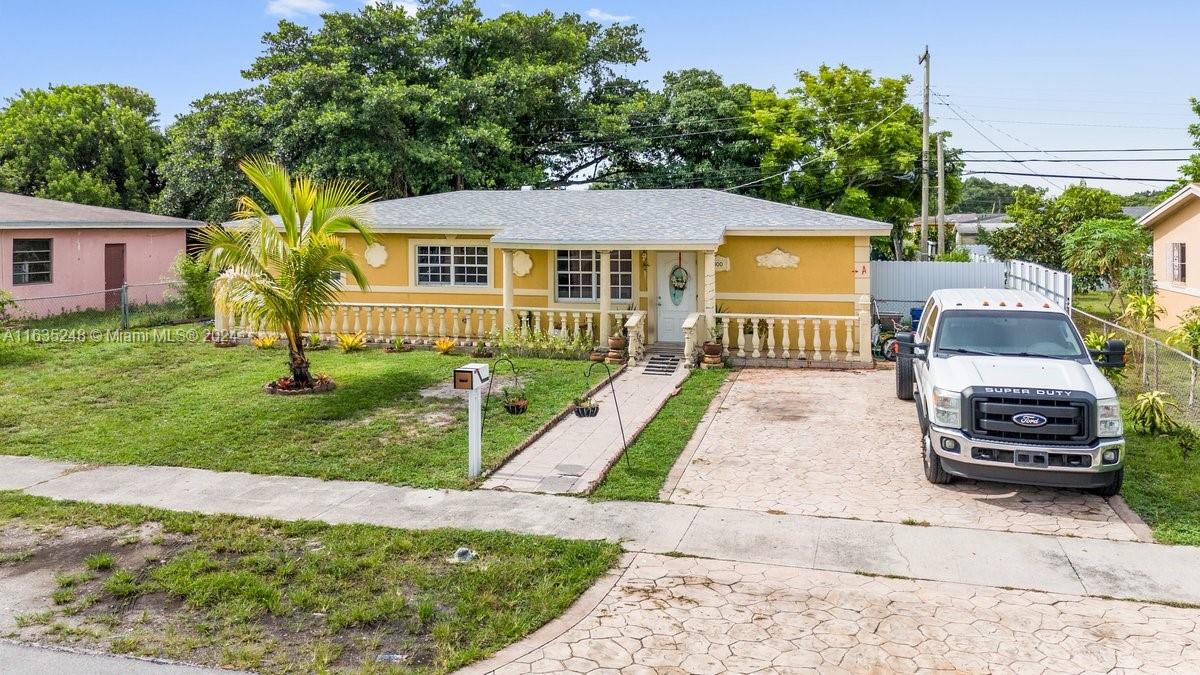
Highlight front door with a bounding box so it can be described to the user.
[656,252,697,343]
[104,243,126,310]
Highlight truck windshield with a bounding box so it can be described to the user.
[934,310,1086,359]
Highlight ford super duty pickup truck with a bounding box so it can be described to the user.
[896,289,1127,496]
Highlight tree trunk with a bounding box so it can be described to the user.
[289,345,313,387]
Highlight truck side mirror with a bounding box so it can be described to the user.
[1091,339,1126,369]
[895,332,928,360]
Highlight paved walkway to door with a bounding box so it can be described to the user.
[483,366,688,494]
[667,368,1140,541]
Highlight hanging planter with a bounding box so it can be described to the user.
[501,384,528,415]
[572,396,600,418]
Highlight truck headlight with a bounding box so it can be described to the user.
[932,388,961,428]
[1097,397,1123,438]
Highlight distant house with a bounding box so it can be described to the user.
[0,192,199,316]
[909,213,1014,253]
[1137,184,1200,328]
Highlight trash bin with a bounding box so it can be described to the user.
[910,307,923,334]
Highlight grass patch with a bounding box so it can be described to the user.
[590,369,728,502]
[85,552,116,571]
[0,492,620,673]
[900,518,931,527]
[1121,424,1200,545]
[0,321,598,489]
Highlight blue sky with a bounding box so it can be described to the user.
[2,0,1198,194]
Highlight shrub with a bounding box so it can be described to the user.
[169,253,219,318]
[433,337,456,355]
[251,335,278,350]
[335,332,366,353]
[0,288,16,325]
[934,249,970,262]
[1130,390,1179,435]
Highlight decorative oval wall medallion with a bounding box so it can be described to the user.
[364,243,389,268]
[512,250,533,277]
[756,247,799,269]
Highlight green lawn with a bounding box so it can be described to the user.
[0,492,619,673]
[1122,423,1200,546]
[1073,290,1119,321]
[0,324,599,489]
[590,368,728,501]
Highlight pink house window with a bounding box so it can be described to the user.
[1172,242,1187,283]
[13,238,52,285]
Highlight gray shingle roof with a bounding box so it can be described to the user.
[0,192,200,229]
[364,189,889,245]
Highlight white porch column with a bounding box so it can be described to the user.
[501,248,515,332]
[703,249,717,331]
[598,249,612,343]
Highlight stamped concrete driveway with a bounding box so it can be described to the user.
[667,369,1138,541]
[482,553,1200,674]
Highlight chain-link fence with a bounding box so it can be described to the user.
[6,281,202,330]
[1072,307,1200,425]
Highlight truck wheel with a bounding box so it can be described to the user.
[922,432,953,484]
[1091,468,1124,497]
[896,355,915,401]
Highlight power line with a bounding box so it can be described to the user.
[961,147,1195,154]
[934,94,1060,190]
[963,170,1178,182]
[968,157,1189,163]
[722,104,910,192]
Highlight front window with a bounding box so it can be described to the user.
[13,238,52,285]
[555,250,632,302]
[415,244,489,286]
[1172,242,1187,283]
[934,310,1086,359]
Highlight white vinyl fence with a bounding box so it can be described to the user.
[870,260,1007,317]
[1005,260,1073,309]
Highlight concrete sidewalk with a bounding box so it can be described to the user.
[5,455,1200,606]
[0,640,233,674]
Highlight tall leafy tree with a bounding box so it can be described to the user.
[1184,96,1200,184]
[952,177,1018,213]
[984,184,1124,267]
[1062,217,1151,311]
[740,65,956,259]
[0,84,165,210]
[199,157,375,388]
[160,0,647,221]
[594,69,763,189]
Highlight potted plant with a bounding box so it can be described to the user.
[608,332,627,351]
[501,385,528,415]
[702,325,723,357]
[572,395,600,418]
[589,347,607,362]
[385,337,413,353]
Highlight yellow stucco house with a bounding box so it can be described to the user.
[1138,183,1200,328]
[217,189,889,364]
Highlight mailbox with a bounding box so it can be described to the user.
[453,363,490,390]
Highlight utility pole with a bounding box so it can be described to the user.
[936,132,946,257]
[918,46,931,260]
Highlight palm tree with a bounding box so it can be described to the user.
[198,157,376,388]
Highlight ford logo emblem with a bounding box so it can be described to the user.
[1013,413,1048,427]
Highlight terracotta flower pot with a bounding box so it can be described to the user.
[702,341,722,357]
[590,350,607,362]
[608,336,627,351]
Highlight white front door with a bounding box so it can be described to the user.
[656,252,697,343]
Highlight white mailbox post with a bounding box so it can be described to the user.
[453,363,491,478]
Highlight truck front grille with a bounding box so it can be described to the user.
[969,395,1091,445]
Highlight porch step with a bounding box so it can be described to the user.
[643,353,681,376]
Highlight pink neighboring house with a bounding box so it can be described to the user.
[0,192,200,317]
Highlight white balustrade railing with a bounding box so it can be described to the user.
[710,311,872,364]
[624,311,647,365]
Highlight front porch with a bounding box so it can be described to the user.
[213,243,874,366]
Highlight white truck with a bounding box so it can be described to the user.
[895,289,1127,496]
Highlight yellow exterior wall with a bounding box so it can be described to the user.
[1151,198,1200,328]
[332,231,867,345]
[713,235,860,316]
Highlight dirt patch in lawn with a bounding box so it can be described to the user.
[0,493,621,674]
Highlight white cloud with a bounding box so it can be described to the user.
[265,0,332,17]
[364,0,421,14]
[585,8,631,22]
